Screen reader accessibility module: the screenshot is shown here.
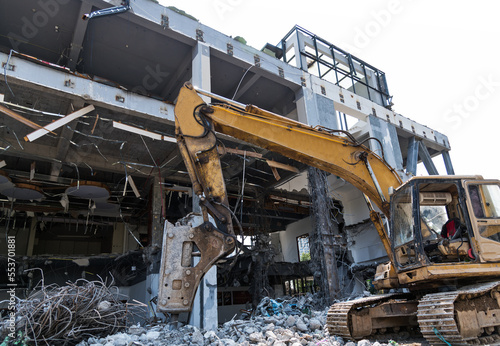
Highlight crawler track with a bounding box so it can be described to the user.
[326,293,417,340]
[327,281,500,345]
[418,281,500,345]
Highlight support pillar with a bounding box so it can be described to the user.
[290,29,308,72]
[296,81,340,304]
[368,115,403,173]
[26,216,37,256]
[308,167,340,305]
[151,175,164,249]
[187,41,218,330]
[295,88,338,128]
[188,195,218,330]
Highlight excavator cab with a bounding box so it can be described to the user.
[385,176,500,288]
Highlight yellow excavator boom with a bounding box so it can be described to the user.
[158,83,403,315]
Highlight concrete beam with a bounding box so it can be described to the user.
[0,52,175,123]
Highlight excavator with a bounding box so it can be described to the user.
[157,82,500,345]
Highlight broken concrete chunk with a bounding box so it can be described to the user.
[296,320,308,332]
[191,329,204,345]
[204,330,217,341]
[265,330,277,339]
[128,324,146,335]
[263,322,275,332]
[145,330,161,340]
[308,318,322,331]
[244,326,258,334]
[285,315,296,327]
[248,331,264,342]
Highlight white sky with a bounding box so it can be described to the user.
[159,0,500,179]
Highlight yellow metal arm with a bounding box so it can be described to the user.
[176,83,402,217]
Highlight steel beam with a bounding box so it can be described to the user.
[442,151,455,175]
[418,141,439,175]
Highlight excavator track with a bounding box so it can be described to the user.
[326,293,418,340]
[417,281,500,346]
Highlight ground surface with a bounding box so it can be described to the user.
[75,308,431,346]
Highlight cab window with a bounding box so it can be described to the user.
[468,184,500,243]
[393,186,414,247]
[469,184,500,219]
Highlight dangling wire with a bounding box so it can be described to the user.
[140,135,157,168]
[232,65,253,100]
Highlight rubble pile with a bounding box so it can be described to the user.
[74,295,408,346]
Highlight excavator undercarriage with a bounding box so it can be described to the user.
[327,281,500,345]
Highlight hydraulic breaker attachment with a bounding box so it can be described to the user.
[157,220,235,314]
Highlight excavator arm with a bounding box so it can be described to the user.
[157,83,402,315]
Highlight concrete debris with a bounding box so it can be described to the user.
[73,298,414,346]
[2,292,416,346]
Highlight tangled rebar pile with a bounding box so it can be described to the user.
[7,277,146,345]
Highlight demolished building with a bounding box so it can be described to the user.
[0,0,454,331]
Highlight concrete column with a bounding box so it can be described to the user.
[296,85,340,304]
[295,88,338,129]
[187,201,218,331]
[368,115,403,173]
[188,42,218,330]
[290,30,308,71]
[151,175,164,249]
[192,41,211,93]
[26,217,37,256]
[308,167,340,304]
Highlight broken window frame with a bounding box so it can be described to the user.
[296,234,310,262]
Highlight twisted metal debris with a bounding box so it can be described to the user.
[2,275,146,345]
